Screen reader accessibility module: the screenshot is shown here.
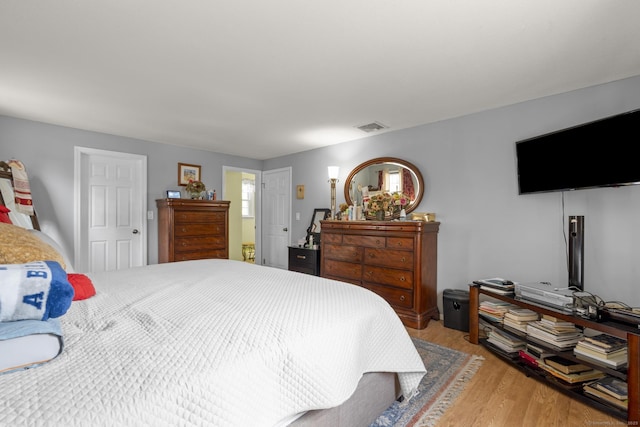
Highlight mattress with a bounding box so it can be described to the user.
[0,259,425,426]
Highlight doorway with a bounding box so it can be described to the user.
[223,166,261,264]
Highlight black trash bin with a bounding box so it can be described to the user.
[443,289,470,332]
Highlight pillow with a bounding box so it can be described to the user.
[0,261,74,322]
[67,274,96,300]
[0,206,11,224]
[0,223,66,270]
[28,229,75,273]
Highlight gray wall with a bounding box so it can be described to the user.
[0,119,262,265]
[2,74,640,313]
[266,74,640,309]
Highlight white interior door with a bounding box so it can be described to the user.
[75,147,147,273]
[261,167,291,269]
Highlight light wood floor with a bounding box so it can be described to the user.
[406,320,626,427]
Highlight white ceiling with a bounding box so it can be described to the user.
[2,1,639,160]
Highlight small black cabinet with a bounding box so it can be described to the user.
[288,246,320,276]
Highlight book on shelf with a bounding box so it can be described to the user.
[504,308,539,321]
[536,318,580,333]
[582,334,627,351]
[541,314,575,327]
[483,338,520,360]
[480,285,514,295]
[583,383,628,411]
[527,335,580,352]
[538,362,605,384]
[573,346,627,369]
[487,328,526,353]
[479,301,519,322]
[591,376,628,400]
[526,343,555,360]
[526,324,583,348]
[543,355,592,374]
[518,349,539,368]
[574,341,627,358]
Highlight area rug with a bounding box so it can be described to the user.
[370,338,484,427]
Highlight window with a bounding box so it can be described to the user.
[242,178,255,217]
[388,171,401,192]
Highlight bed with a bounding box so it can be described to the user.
[0,160,426,427]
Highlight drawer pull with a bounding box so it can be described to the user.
[400,276,406,282]
[399,295,405,302]
[296,255,307,260]
[401,256,406,262]
[182,228,187,232]
[376,239,382,245]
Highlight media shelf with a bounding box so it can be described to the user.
[479,336,628,420]
[469,284,639,424]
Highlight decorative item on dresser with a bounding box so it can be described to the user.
[320,220,440,329]
[156,198,230,263]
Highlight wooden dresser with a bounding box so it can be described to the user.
[156,199,230,263]
[320,220,439,329]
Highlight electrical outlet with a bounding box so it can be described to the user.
[147,211,154,220]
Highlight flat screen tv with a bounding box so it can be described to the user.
[516,109,640,195]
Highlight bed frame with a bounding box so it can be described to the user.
[290,372,399,426]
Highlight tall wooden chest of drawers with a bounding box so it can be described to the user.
[320,220,439,329]
[156,199,230,263]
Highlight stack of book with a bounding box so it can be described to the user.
[503,308,539,335]
[473,278,515,295]
[538,355,605,386]
[479,300,519,323]
[583,376,628,410]
[486,326,526,358]
[525,314,583,350]
[574,334,628,370]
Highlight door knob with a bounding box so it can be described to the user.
[132,229,139,234]
[283,227,288,232]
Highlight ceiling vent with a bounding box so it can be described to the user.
[356,121,388,133]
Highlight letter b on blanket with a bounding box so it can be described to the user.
[0,261,74,322]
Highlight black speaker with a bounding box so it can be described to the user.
[568,215,584,291]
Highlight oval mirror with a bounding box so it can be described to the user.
[344,157,424,214]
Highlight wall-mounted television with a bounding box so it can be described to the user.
[516,109,640,195]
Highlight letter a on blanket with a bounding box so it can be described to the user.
[0,261,74,322]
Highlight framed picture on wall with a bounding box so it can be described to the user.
[178,163,201,186]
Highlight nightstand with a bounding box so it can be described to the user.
[288,246,320,276]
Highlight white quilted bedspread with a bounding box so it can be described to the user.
[0,259,425,427]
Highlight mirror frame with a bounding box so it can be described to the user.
[307,208,331,244]
[343,157,424,214]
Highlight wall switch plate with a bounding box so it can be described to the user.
[296,212,300,220]
[296,185,304,199]
[147,211,154,220]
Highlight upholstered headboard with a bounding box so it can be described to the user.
[0,160,40,230]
